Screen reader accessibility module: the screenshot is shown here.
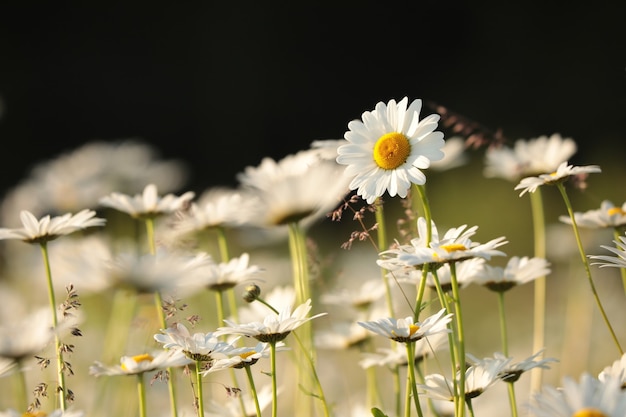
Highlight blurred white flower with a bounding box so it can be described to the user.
[559,200,626,229]
[89,349,192,376]
[154,322,237,362]
[514,162,601,197]
[473,256,551,292]
[358,308,453,344]
[99,183,194,219]
[0,308,54,361]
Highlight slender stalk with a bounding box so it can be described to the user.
[137,373,147,417]
[270,341,278,417]
[506,382,519,417]
[556,183,623,355]
[215,226,239,322]
[244,365,262,417]
[497,291,518,417]
[144,217,179,417]
[405,342,424,417]
[39,242,67,411]
[449,261,466,417]
[528,190,547,393]
[195,361,205,417]
[14,360,27,410]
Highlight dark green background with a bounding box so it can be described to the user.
[1,2,624,196]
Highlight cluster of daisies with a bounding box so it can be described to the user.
[0,97,625,417]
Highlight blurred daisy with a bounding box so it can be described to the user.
[236,149,350,229]
[0,308,55,362]
[314,320,371,350]
[173,187,259,234]
[429,136,469,171]
[514,162,601,197]
[0,209,105,244]
[598,352,626,388]
[99,183,195,219]
[484,133,577,181]
[89,349,192,377]
[589,233,626,269]
[559,200,626,229]
[309,139,346,161]
[336,97,445,204]
[202,252,264,293]
[215,299,327,343]
[204,383,277,417]
[0,140,188,223]
[320,278,386,311]
[418,355,510,401]
[106,248,215,295]
[473,256,551,293]
[154,322,237,362]
[468,350,557,384]
[359,332,449,369]
[357,308,453,344]
[527,372,626,417]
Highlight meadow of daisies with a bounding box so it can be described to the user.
[1,97,626,417]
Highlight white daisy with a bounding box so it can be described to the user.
[154,322,238,362]
[320,278,386,310]
[359,332,449,369]
[314,320,371,350]
[336,97,445,204]
[514,162,601,197]
[429,136,469,171]
[202,341,288,374]
[99,183,195,219]
[599,353,626,388]
[202,252,264,293]
[589,233,626,269]
[527,372,626,417]
[468,350,557,383]
[0,308,55,361]
[214,299,327,343]
[0,409,85,417]
[357,308,453,344]
[0,209,106,244]
[89,349,192,376]
[473,256,551,292]
[559,200,626,229]
[484,133,577,181]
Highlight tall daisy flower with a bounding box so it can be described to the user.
[89,349,192,377]
[99,183,195,220]
[0,409,85,417]
[473,256,551,292]
[559,200,626,229]
[357,308,452,344]
[598,352,626,388]
[527,373,626,417]
[336,97,445,204]
[514,162,601,197]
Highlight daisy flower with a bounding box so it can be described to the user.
[473,256,551,292]
[484,133,577,181]
[429,136,469,171]
[235,149,350,229]
[314,320,371,350]
[214,299,327,343]
[154,322,238,362]
[418,355,510,401]
[320,278,386,311]
[588,233,626,269]
[0,209,105,244]
[0,308,56,362]
[202,341,288,374]
[468,350,557,383]
[336,97,445,204]
[359,332,449,369]
[527,372,626,417]
[0,409,85,417]
[357,308,453,344]
[599,352,626,388]
[202,252,264,293]
[559,200,626,229]
[203,383,277,417]
[89,349,192,377]
[514,162,601,197]
[99,183,195,219]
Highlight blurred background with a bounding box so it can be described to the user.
[1,2,625,196]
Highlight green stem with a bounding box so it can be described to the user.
[215,227,240,324]
[145,217,179,417]
[39,242,66,411]
[528,190,547,393]
[449,261,466,417]
[405,343,424,417]
[137,373,147,417]
[557,183,623,355]
[506,382,519,417]
[14,360,27,410]
[496,292,509,356]
[244,365,263,417]
[195,361,205,417]
[270,341,278,417]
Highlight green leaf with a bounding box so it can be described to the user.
[370,407,388,417]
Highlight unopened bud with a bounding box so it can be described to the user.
[242,284,261,303]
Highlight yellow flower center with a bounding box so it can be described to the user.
[121,353,154,371]
[22,413,47,417]
[440,243,467,253]
[571,408,607,417]
[373,132,411,170]
[408,324,420,336]
[607,207,626,216]
[239,351,256,360]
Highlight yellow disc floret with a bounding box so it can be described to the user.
[373,132,411,170]
[607,207,626,216]
[571,408,607,417]
[121,353,154,371]
[408,324,420,336]
[23,412,47,417]
[440,243,468,253]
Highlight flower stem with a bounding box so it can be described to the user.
[612,228,626,298]
[244,365,262,417]
[195,360,205,417]
[39,242,66,411]
[270,341,278,417]
[496,292,509,356]
[528,190,547,393]
[506,382,519,417]
[137,373,147,417]
[449,261,466,417]
[405,342,424,417]
[557,183,623,355]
